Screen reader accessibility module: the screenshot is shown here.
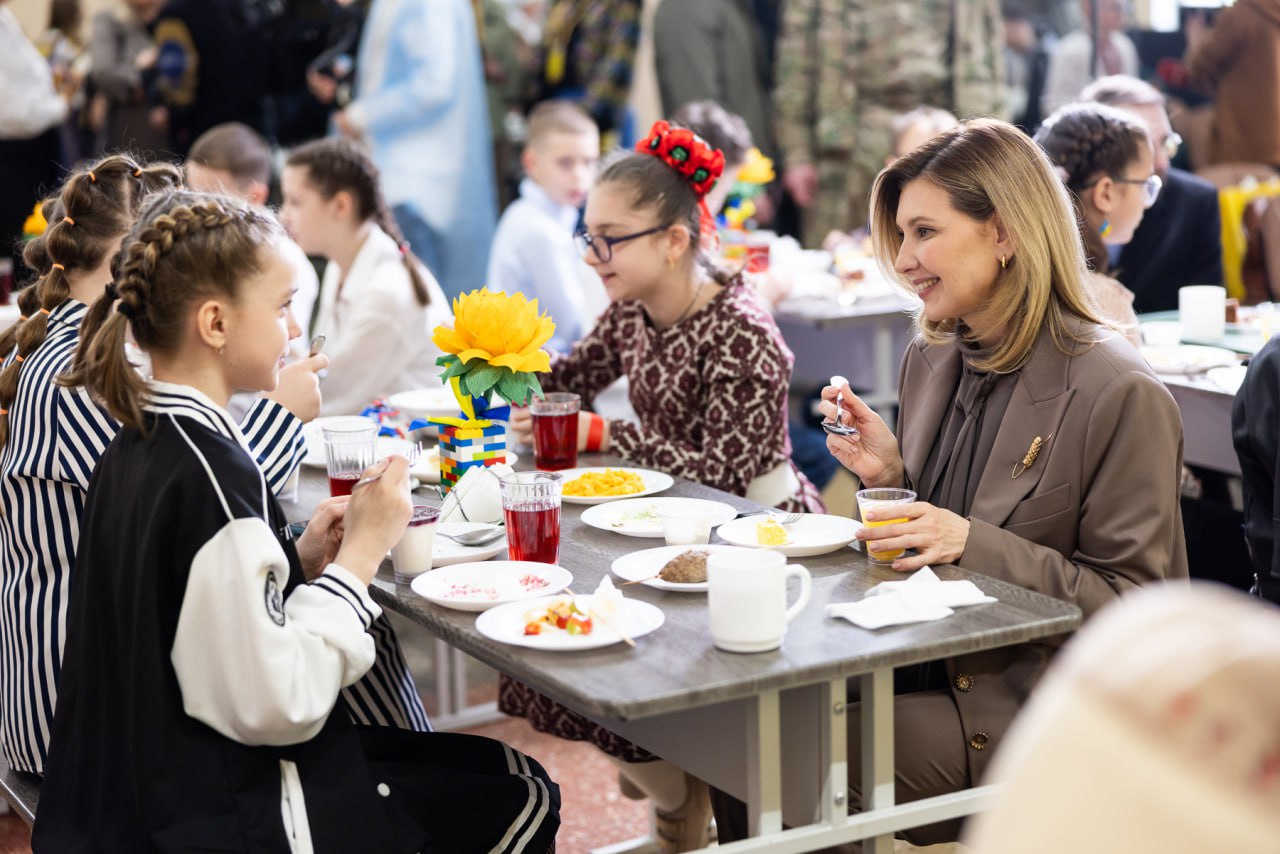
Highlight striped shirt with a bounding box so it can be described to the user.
[0,300,306,774]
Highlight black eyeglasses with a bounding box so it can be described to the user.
[573,225,669,263]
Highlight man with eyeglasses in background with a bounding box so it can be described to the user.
[1081,74,1223,313]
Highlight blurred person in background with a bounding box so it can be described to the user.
[536,0,642,145]
[1081,75,1223,313]
[315,0,496,301]
[87,0,167,158]
[1041,0,1137,115]
[772,0,1004,247]
[0,0,69,288]
[36,0,89,166]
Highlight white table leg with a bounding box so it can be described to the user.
[819,678,848,828]
[861,669,894,854]
[746,689,783,837]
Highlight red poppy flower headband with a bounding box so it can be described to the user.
[636,121,726,200]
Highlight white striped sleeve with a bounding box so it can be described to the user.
[239,399,305,496]
[171,517,380,747]
[54,385,119,491]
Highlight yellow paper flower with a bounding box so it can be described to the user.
[433,290,555,374]
[737,147,775,185]
[22,202,47,239]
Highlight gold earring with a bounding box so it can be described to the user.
[1000,255,1007,270]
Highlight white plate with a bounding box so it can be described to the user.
[557,467,674,505]
[580,497,738,538]
[610,544,761,592]
[476,594,664,650]
[432,521,510,567]
[411,560,571,611]
[716,513,861,557]
[1141,345,1239,375]
[388,387,508,420]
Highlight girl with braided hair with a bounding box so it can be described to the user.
[1035,102,1160,348]
[282,137,451,416]
[0,155,335,777]
[34,190,560,853]
[504,120,823,852]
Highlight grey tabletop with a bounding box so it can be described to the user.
[282,455,1081,723]
[774,293,918,331]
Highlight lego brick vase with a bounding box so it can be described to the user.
[438,423,507,494]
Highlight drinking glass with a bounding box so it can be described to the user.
[323,418,378,497]
[530,392,580,471]
[499,471,563,564]
[855,488,916,564]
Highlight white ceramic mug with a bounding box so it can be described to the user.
[1179,285,1226,342]
[707,549,812,653]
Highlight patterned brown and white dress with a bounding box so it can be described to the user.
[499,274,823,758]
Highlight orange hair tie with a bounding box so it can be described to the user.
[50,263,65,271]
[0,410,7,417]
[14,356,23,363]
[38,308,50,316]
[18,315,27,322]
[62,216,74,226]
[88,171,97,183]
[133,169,142,177]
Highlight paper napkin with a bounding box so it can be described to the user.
[826,566,998,630]
[439,463,515,524]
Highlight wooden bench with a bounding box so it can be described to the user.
[0,768,39,826]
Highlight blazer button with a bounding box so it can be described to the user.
[377,783,391,797]
[954,673,974,692]
[969,732,989,751]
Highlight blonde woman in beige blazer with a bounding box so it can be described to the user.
[794,120,1186,845]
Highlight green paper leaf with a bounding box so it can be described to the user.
[441,358,469,382]
[455,370,472,397]
[496,371,528,406]
[465,363,503,396]
[435,354,458,369]
[526,372,545,402]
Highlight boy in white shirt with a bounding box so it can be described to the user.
[186,122,320,346]
[486,101,601,353]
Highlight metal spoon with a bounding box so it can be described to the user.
[821,374,859,436]
[436,525,507,547]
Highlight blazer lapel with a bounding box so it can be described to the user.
[970,327,1078,528]
[900,340,962,488]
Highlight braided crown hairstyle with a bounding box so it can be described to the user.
[0,155,181,447]
[1034,103,1152,275]
[284,138,431,306]
[61,191,284,431]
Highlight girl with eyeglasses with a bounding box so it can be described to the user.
[1035,102,1161,348]
[505,120,823,850]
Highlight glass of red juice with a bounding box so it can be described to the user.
[529,392,580,471]
[322,418,378,497]
[499,471,563,564]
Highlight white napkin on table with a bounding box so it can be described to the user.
[438,463,514,524]
[826,566,998,630]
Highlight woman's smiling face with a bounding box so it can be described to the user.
[893,177,1006,331]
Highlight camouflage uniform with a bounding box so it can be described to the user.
[773,0,1005,245]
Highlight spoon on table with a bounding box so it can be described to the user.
[821,374,859,436]
[435,525,507,547]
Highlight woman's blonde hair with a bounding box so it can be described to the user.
[869,118,1104,374]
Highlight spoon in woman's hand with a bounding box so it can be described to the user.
[821,374,859,436]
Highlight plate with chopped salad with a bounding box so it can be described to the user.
[411,561,572,612]
[475,587,665,651]
[556,467,674,505]
[580,497,738,538]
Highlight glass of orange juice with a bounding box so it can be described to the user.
[856,488,916,564]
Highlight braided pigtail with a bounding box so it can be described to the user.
[63,191,282,431]
[1034,104,1151,275]
[1,155,175,447]
[286,137,432,305]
